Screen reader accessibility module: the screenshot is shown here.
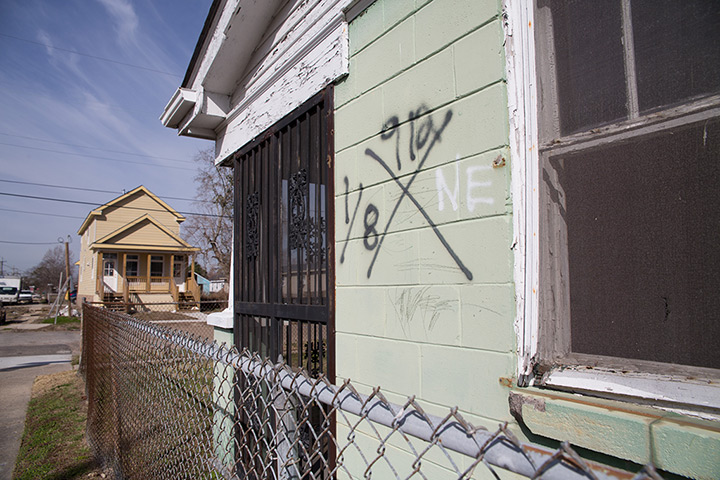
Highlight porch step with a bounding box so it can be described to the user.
[178,292,197,310]
[103,293,124,311]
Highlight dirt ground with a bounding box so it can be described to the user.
[1,304,81,331]
[1,304,52,324]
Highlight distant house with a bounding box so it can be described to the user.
[193,273,228,296]
[194,272,211,294]
[77,186,200,310]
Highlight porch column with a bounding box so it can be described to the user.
[146,253,152,291]
[170,253,175,298]
[191,254,195,277]
[121,253,129,311]
[120,253,126,292]
[96,252,103,297]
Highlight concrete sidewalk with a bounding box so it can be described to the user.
[0,330,80,480]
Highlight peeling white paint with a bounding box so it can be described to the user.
[504,0,540,384]
[163,0,352,162]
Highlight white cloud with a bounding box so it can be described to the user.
[96,0,139,45]
[36,30,54,57]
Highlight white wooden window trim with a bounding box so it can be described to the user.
[506,0,720,410]
[504,0,540,385]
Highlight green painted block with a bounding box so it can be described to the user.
[384,285,460,345]
[335,63,357,108]
[377,169,460,233]
[336,182,386,243]
[336,238,360,286]
[352,134,407,191]
[416,83,509,171]
[336,286,387,337]
[334,145,358,187]
[349,0,385,56]
[382,47,456,118]
[335,332,359,381]
[415,0,499,61]
[421,345,515,421]
[213,327,233,345]
[383,0,416,30]
[353,229,421,286]
[429,149,510,223]
[417,215,513,284]
[459,283,515,353]
[355,18,415,95]
[651,418,720,480]
[353,335,422,394]
[454,19,505,97]
[335,87,385,151]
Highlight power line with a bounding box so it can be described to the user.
[0,207,85,219]
[0,81,161,116]
[0,240,61,245]
[0,33,181,78]
[0,142,196,171]
[0,191,227,218]
[0,179,208,203]
[0,132,193,163]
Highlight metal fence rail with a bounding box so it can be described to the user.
[84,300,220,339]
[81,304,664,480]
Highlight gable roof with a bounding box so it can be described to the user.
[90,214,199,252]
[77,185,186,235]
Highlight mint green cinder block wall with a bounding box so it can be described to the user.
[334,0,515,427]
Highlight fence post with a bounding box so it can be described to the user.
[274,376,299,479]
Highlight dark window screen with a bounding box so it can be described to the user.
[549,0,627,135]
[633,0,720,113]
[557,119,720,369]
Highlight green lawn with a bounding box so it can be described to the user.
[13,371,100,479]
[41,316,80,325]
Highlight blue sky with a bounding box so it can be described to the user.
[0,0,213,273]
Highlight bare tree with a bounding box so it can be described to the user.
[183,148,233,279]
[25,245,75,292]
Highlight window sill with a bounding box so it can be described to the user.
[509,389,720,480]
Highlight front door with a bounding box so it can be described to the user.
[103,254,117,292]
[173,256,185,291]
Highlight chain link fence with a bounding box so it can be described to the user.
[84,300,223,339]
[81,304,665,480]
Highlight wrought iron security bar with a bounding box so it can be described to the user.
[232,87,335,380]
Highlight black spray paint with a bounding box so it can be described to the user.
[341,107,473,281]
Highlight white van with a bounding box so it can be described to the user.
[0,278,21,304]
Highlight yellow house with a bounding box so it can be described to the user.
[76,186,201,310]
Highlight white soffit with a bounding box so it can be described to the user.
[160,88,197,128]
[214,0,351,163]
[163,0,351,150]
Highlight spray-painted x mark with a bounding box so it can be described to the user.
[361,110,473,280]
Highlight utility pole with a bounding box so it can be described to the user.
[0,257,4,277]
[64,236,72,316]
[58,236,73,316]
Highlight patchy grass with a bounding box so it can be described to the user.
[12,371,101,480]
[41,316,80,325]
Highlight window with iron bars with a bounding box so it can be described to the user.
[232,87,336,477]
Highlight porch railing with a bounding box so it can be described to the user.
[187,275,201,302]
[125,276,173,293]
[169,277,179,303]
